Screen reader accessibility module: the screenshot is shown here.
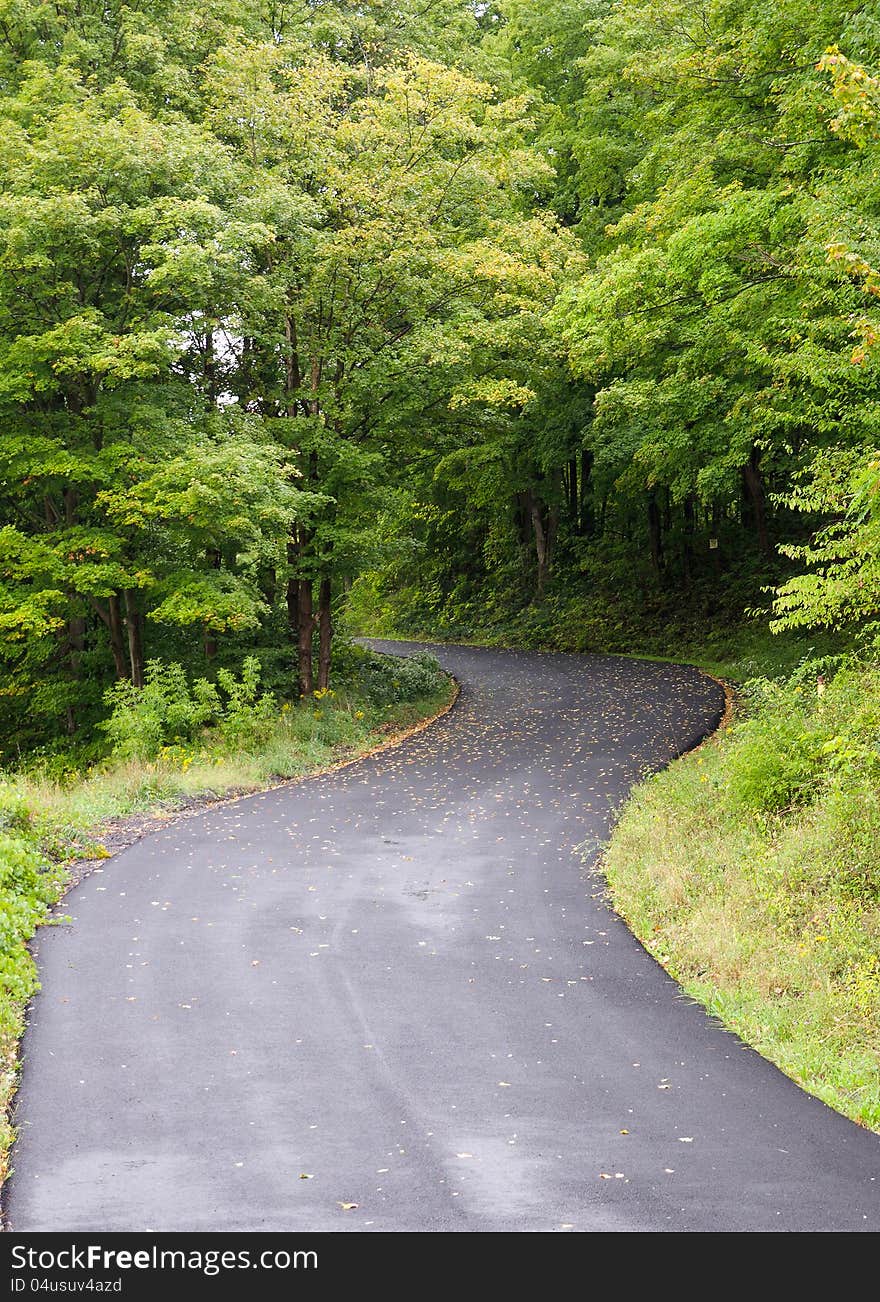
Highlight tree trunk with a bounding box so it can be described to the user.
[108,595,128,678]
[683,494,696,583]
[647,491,663,580]
[710,503,723,574]
[297,579,315,697]
[286,553,299,645]
[579,449,594,535]
[124,589,144,689]
[514,492,531,547]
[546,501,559,572]
[527,490,548,598]
[527,489,557,599]
[204,326,217,407]
[567,458,578,528]
[204,546,221,659]
[741,447,772,557]
[317,577,332,691]
[88,595,128,678]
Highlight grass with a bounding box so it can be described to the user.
[0,671,456,1185]
[602,658,880,1131]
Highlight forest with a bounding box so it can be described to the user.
[2,0,879,761]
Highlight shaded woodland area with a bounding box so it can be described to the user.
[2,1,879,760]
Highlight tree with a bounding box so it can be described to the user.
[203,40,575,690]
[0,67,304,737]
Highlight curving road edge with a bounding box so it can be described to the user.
[5,642,879,1232]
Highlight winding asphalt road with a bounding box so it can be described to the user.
[6,643,880,1232]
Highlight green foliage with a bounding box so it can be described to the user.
[0,788,32,837]
[360,1,880,656]
[0,831,59,1005]
[772,451,880,640]
[102,657,276,760]
[724,695,826,813]
[0,0,579,748]
[707,661,880,813]
[350,649,448,708]
[2,0,879,764]
[0,780,64,1159]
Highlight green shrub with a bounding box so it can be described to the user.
[0,787,32,836]
[723,663,880,812]
[102,657,276,760]
[353,649,447,707]
[725,703,824,812]
[0,825,60,1019]
[604,654,880,1131]
[213,660,278,752]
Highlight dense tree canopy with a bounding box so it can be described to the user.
[1,0,879,758]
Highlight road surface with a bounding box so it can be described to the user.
[6,643,879,1231]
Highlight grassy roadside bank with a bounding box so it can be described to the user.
[0,650,456,1184]
[603,658,880,1132]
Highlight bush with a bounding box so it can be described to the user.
[102,657,276,760]
[213,661,278,751]
[724,663,880,812]
[0,813,60,1016]
[353,649,447,707]
[0,787,32,836]
[725,699,824,812]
